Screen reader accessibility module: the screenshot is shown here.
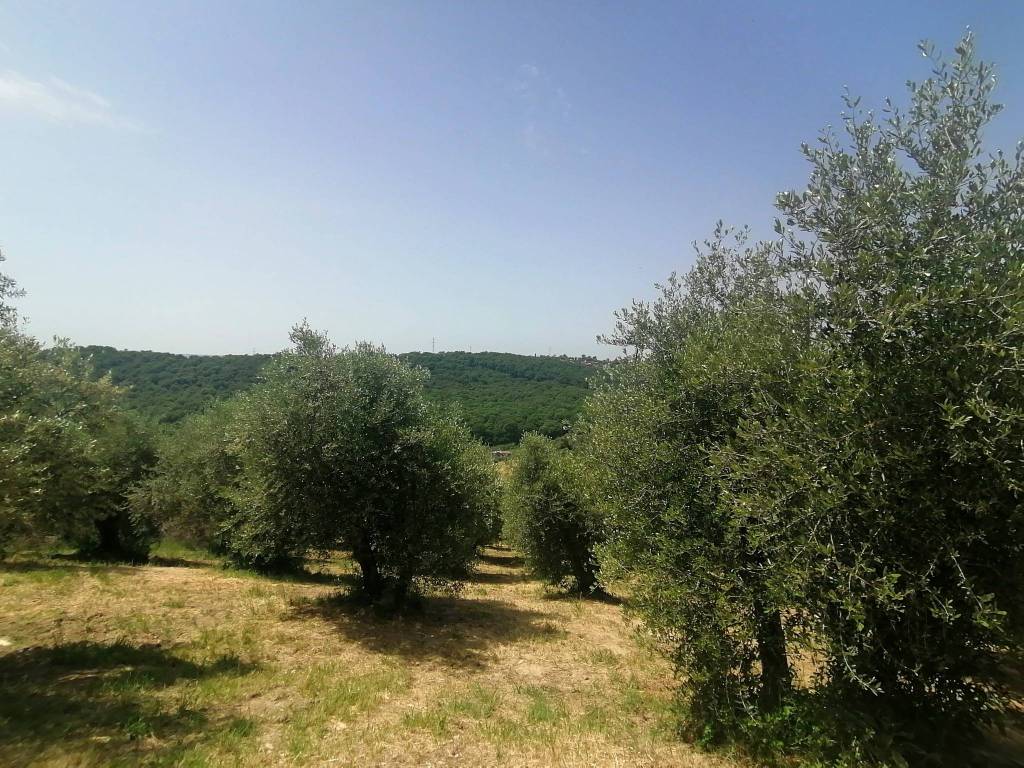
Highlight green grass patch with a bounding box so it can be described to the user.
[0,640,259,767]
[149,539,222,567]
[191,625,261,663]
[479,716,531,746]
[521,685,564,725]
[286,664,410,757]
[401,683,500,736]
[587,647,621,666]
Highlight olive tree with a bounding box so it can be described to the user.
[502,433,602,593]
[582,34,1024,763]
[0,332,156,559]
[717,35,1024,759]
[129,399,244,553]
[230,323,496,598]
[579,227,805,727]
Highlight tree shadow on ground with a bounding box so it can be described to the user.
[541,588,624,606]
[464,569,532,586]
[53,549,149,566]
[0,641,257,765]
[0,559,139,577]
[12,549,214,570]
[245,566,358,588]
[146,555,216,569]
[0,556,353,586]
[289,593,566,669]
[477,551,524,568]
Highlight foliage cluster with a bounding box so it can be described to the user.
[501,433,602,593]
[403,351,595,444]
[127,398,242,554]
[4,256,499,593]
[582,225,802,723]
[579,36,1024,765]
[0,262,156,560]
[78,346,273,425]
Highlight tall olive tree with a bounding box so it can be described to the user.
[579,227,805,725]
[583,34,1024,763]
[718,35,1024,758]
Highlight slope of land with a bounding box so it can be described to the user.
[79,347,600,445]
[0,545,740,768]
[78,347,274,426]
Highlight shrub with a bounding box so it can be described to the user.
[503,433,602,593]
[129,399,244,553]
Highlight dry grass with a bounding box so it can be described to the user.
[0,543,743,768]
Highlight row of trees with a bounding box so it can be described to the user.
[79,346,274,425]
[500,37,1024,765]
[2,264,499,602]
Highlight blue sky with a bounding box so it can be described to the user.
[1,1,1022,356]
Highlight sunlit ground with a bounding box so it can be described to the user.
[0,543,742,768]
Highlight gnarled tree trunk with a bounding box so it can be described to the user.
[754,597,791,711]
[352,537,384,600]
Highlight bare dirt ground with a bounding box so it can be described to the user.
[0,545,745,768]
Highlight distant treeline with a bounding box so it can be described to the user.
[402,351,596,444]
[78,346,599,445]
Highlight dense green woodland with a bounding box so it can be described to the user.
[78,346,597,445]
[76,347,273,426]
[402,351,596,444]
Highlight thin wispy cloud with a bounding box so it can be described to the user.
[0,70,138,129]
[510,63,574,154]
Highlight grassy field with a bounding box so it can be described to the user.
[0,544,742,768]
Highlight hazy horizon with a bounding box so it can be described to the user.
[73,341,616,359]
[3,1,1023,356]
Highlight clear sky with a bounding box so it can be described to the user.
[1,1,1022,356]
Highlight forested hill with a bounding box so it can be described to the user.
[78,347,273,426]
[402,352,597,444]
[79,346,600,445]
